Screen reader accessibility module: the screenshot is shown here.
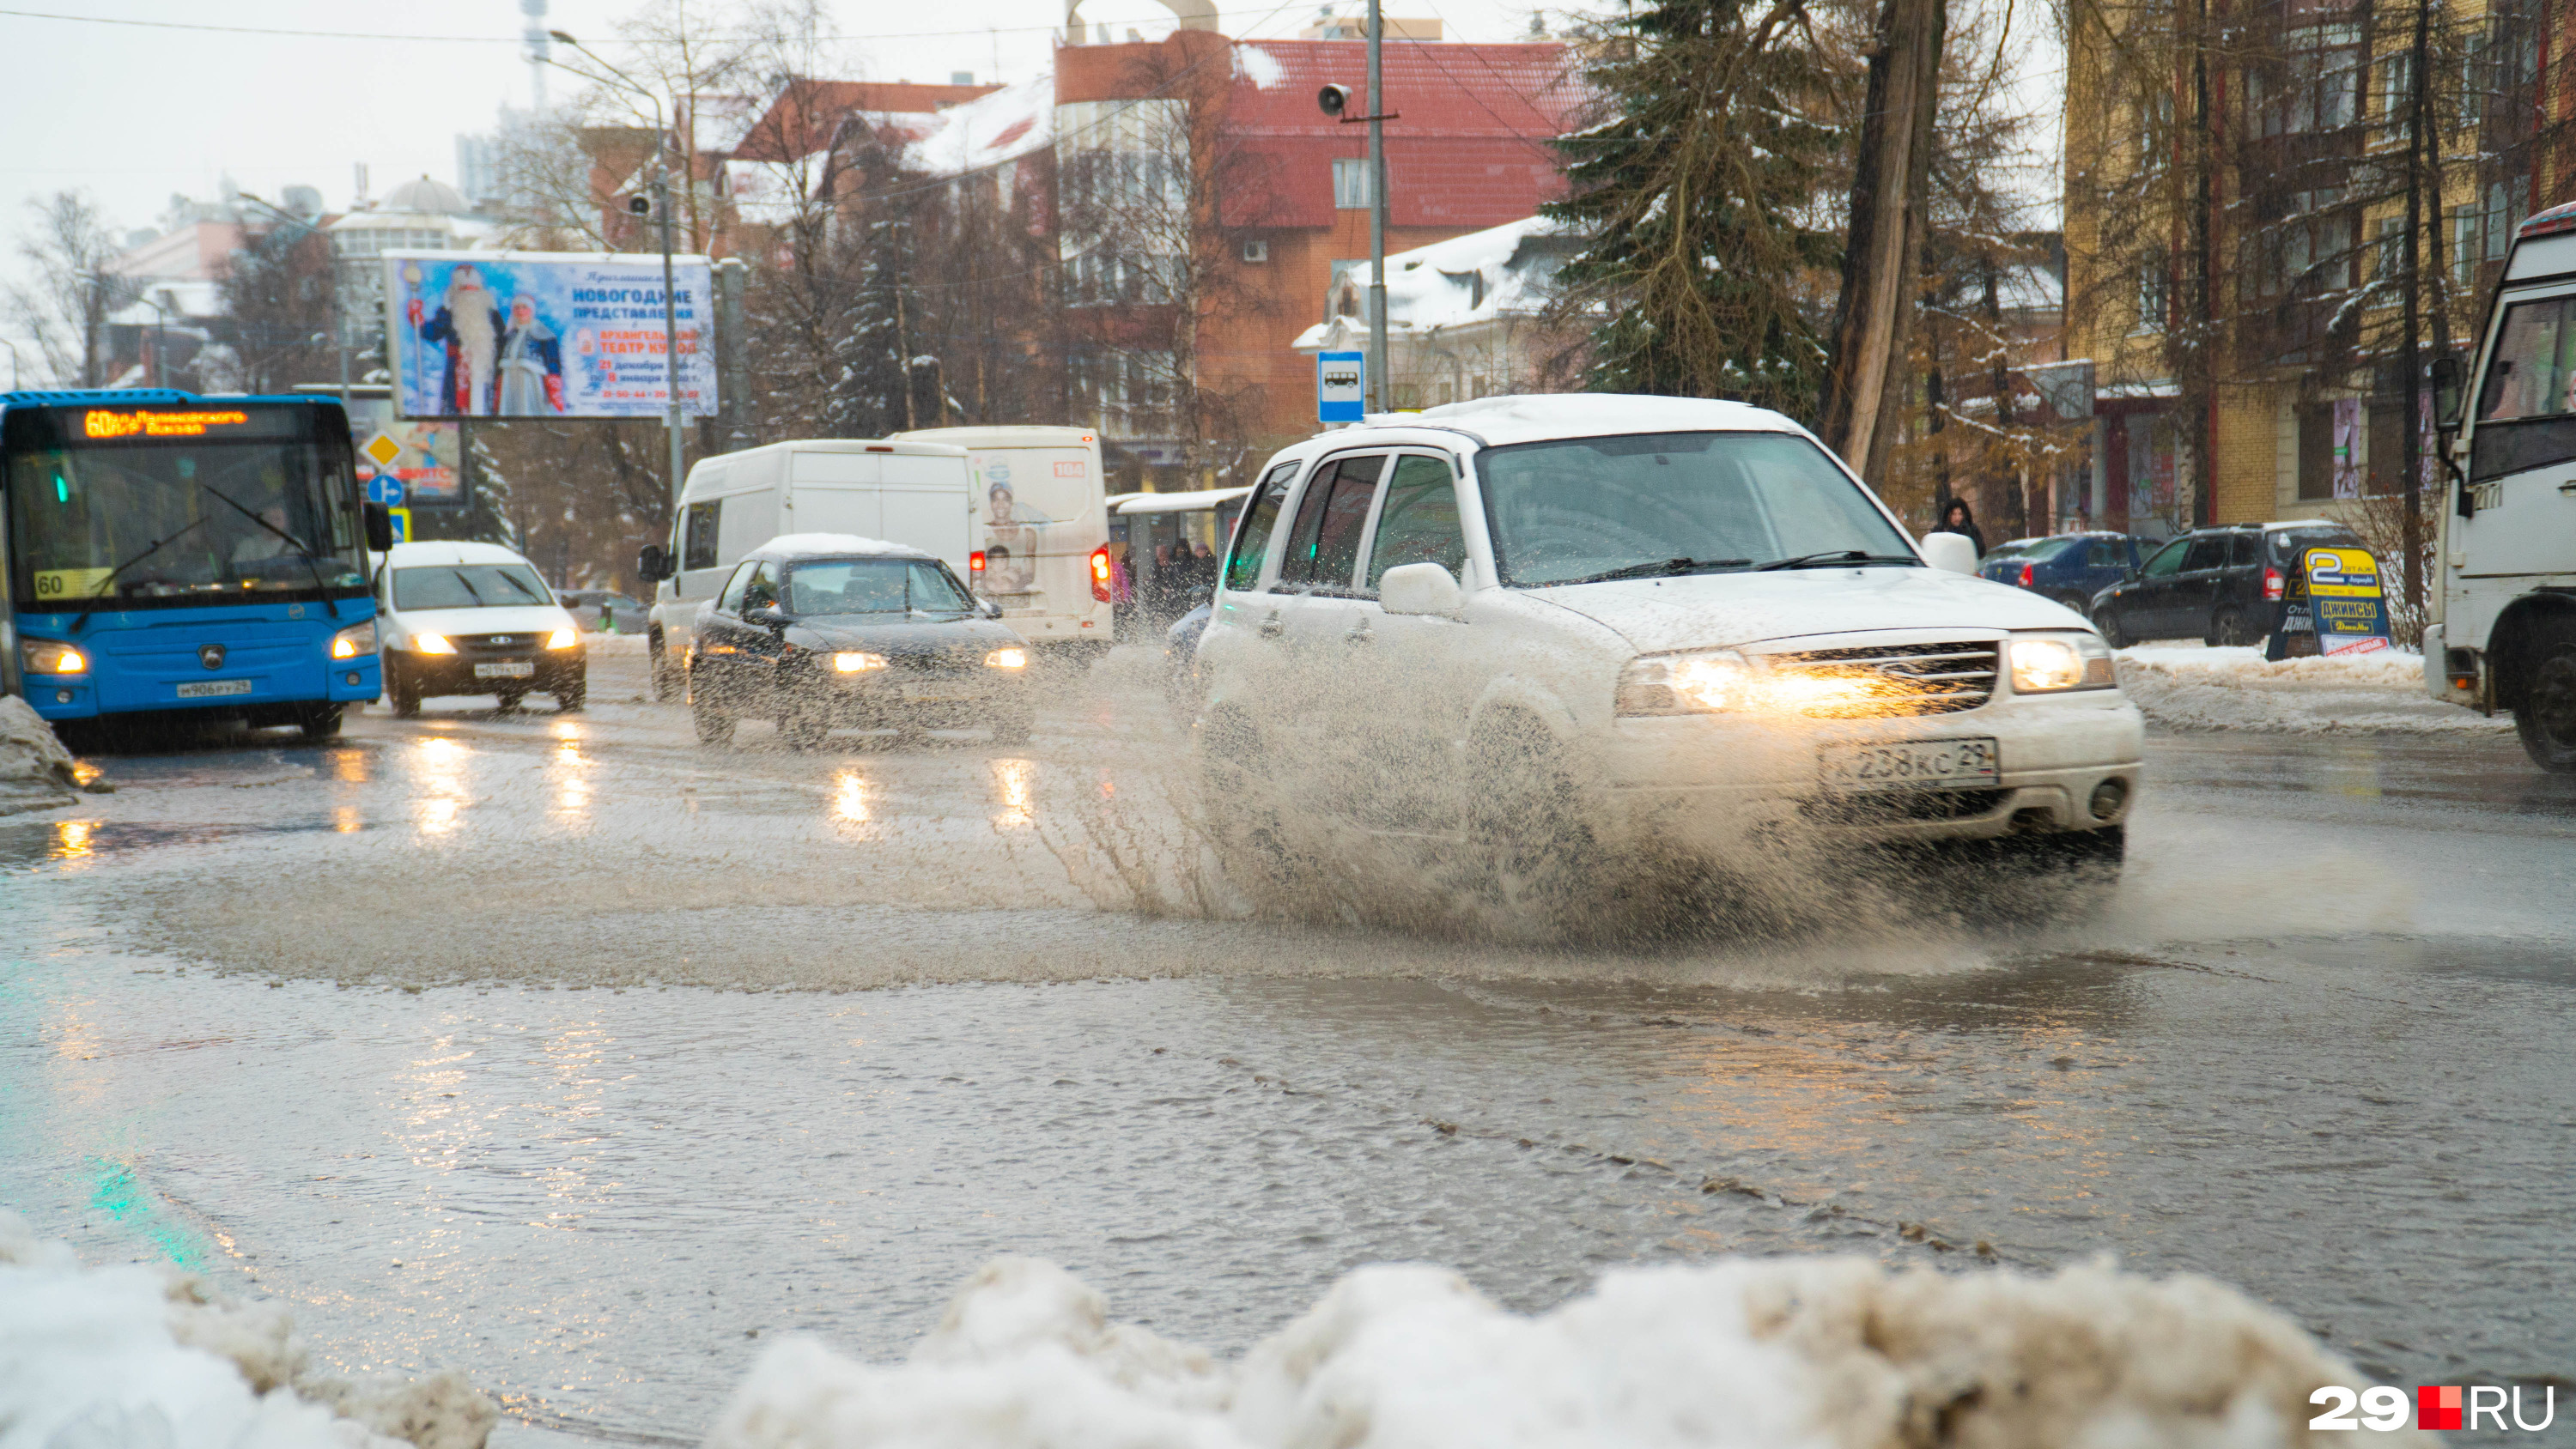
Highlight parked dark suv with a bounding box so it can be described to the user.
[2089,520,2366,646]
[1978,531,2145,613]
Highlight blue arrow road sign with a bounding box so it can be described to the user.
[367,475,406,506]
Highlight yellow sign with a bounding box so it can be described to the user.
[363,432,404,467]
[32,567,112,600]
[2304,547,2383,599]
[388,506,412,543]
[82,409,252,440]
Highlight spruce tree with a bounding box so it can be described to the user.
[1546,0,1842,415]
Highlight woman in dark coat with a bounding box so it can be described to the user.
[1929,499,1988,558]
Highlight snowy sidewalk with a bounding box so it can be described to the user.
[2114,643,2512,735]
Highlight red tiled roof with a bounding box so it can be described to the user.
[732,78,1002,161]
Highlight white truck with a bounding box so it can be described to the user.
[889,426,1114,662]
[636,439,972,697]
[2427,199,2576,771]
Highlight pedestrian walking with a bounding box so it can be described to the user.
[1929,499,1987,558]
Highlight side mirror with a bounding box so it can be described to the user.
[637,543,672,583]
[362,500,394,553]
[744,604,787,630]
[2431,355,2465,432]
[1918,532,1979,575]
[1380,561,1464,615]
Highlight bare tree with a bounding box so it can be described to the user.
[8,191,122,389]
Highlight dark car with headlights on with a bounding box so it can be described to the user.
[685,536,1036,748]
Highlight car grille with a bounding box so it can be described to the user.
[457,633,539,655]
[890,648,987,680]
[1759,640,1998,717]
[1801,788,2009,825]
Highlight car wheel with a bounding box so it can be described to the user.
[2514,627,2576,773]
[388,660,422,718]
[2053,591,2092,614]
[2093,604,2132,649]
[648,632,678,701]
[1465,716,1602,937]
[2206,604,2253,648]
[691,691,735,746]
[295,704,344,740]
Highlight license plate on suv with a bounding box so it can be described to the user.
[1820,737,1999,791]
[474,661,536,679]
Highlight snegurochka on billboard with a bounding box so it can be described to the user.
[383,251,717,421]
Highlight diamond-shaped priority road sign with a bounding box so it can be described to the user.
[363,432,404,467]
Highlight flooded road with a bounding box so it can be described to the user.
[3,643,2571,1441]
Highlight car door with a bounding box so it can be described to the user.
[1343,450,1473,833]
[2167,534,2231,638]
[1200,461,1300,712]
[694,561,771,712]
[1263,453,1386,786]
[2122,538,2190,635]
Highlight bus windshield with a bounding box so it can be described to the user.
[7,408,364,608]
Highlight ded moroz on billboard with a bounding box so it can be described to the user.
[384,251,716,421]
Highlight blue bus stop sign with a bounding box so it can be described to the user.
[366,474,405,506]
[1318,351,1365,424]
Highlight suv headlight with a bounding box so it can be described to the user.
[329,619,379,659]
[1615,649,1752,715]
[832,651,888,673]
[985,647,1029,670]
[2008,631,2116,694]
[546,627,580,650]
[20,638,87,676]
[410,633,456,655]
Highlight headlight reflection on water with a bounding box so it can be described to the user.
[414,737,470,836]
[990,758,1036,830]
[833,768,872,825]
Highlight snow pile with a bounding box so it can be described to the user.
[0,694,78,816]
[1293,216,1566,351]
[712,1253,2418,1449]
[2117,643,2512,735]
[0,1212,496,1449]
[902,77,1054,174]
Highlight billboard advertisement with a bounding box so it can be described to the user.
[343,397,462,507]
[385,251,714,421]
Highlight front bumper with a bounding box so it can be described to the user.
[787,670,1031,725]
[393,648,584,696]
[1591,688,2144,853]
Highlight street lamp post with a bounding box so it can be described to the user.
[548,31,690,514]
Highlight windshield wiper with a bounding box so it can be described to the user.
[193,482,339,619]
[70,517,219,630]
[1558,556,1753,585]
[1755,550,1920,571]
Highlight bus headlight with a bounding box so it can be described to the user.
[545,627,579,650]
[410,633,456,655]
[2008,632,2116,694]
[20,639,87,676]
[329,620,379,659]
[832,652,888,673]
[984,647,1029,670]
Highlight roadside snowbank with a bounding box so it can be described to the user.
[711,1253,2421,1449]
[0,1212,495,1449]
[2117,643,2511,735]
[0,694,78,816]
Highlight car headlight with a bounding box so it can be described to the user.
[20,638,87,676]
[985,646,1029,670]
[832,651,888,673]
[2008,632,2116,694]
[410,633,455,655]
[329,619,379,659]
[1615,649,1751,715]
[545,627,579,650]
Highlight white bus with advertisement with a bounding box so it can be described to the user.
[635,440,974,697]
[2427,200,2576,772]
[890,426,1113,663]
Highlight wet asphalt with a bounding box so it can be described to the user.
[3,643,2570,1443]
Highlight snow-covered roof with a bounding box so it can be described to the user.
[728,151,838,226]
[1397,393,1804,448]
[746,533,933,561]
[900,76,1053,175]
[385,540,539,567]
[1293,215,1568,349]
[1232,43,1289,90]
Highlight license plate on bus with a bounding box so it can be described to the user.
[175,678,253,700]
[474,661,536,679]
[902,682,976,703]
[1820,737,1999,791]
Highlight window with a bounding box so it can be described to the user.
[2258,24,2362,136]
[2140,540,2189,579]
[1332,157,1374,210]
[681,500,721,570]
[2373,51,2412,146]
[2180,537,2228,573]
[2488,184,2511,261]
[718,561,754,612]
[783,557,971,615]
[1474,433,1916,587]
[2477,296,2576,422]
[2228,533,2260,567]
[1278,454,1384,591]
[1364,454,1467,589]
[2136,254,2169,332]
[1226,462,1299,591]
[741,561,781,611]
[2087,541,2123,567]
[1241,238,1269,264]
[2136,89,2172,174]
[2453,207,2481,290]
[2373,215,2406,284]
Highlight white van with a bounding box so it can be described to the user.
[890,426,1112,660]
[639,439,971,694]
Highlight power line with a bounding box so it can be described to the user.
[0,5,1419,46]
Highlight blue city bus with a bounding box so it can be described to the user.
[1,389,390,740]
